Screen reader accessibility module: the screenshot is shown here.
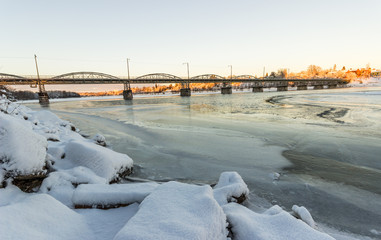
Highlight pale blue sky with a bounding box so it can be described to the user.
[0,0,380,77]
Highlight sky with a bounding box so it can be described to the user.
[0,0,380,78]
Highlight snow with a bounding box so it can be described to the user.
[64,140,133,182]
[76,203,139,240]
[114,181,228,240]
[213,171,249,206]
[292,205,317,229]
[349,77,381,87]
[0,112,47,177]
[93,133,107,146]
[270,172,281,181]
[0,94,370,240]
[40,166,107,206]
[72,182,159,207]
[223,203,334,240]
[0,191,95,240]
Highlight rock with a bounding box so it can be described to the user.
[11,172,47,192]
[93,133,107,146]
[213,172,249,206]
[292,205,317,229]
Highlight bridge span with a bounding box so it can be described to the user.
[0,72,348,105]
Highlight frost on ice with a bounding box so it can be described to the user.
[114,181,228,240]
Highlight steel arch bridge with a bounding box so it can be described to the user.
[191,74,225,80]
[52,72,120,80]
[236,75,256,79]
[136,73,181,80]
[0,73,27,81]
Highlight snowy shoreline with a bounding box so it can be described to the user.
[0,93,373,239]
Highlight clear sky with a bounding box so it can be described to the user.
[0,0,380,78]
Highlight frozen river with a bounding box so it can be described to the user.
[26,87,381,238]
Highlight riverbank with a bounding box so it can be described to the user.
[0,94,342,239]
[18,85,381,239]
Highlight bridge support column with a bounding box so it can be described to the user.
[38,91,49,106]
[123,90,133,100]
[314,85,324,90]
[277,86,288,91]
[297,85,308,90]
[252,87,263,92]
[221,86,232,94]
[328,84,337,89]
[180,88,191,97]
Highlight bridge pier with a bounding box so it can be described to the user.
[123,90,133,100]
[277,86,288,91]
[38,91,49,106]
[297,85,308,90]
[180,88,191,97]
[328,84,337,89]
[314,85,324,90]
[221,86,232,94]
[252,87,263,92]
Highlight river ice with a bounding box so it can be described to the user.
[25,86,381,239]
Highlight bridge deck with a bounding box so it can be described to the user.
[0,78,347,85]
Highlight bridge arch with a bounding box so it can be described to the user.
[190,74,225,80]
[0,73,27,80]
[52,72,120,79]
[235,75,256,79]
[136,73,181,80]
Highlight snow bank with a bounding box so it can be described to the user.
[0,193,95,240]
[72,182,159,208]
[64,140,133,182]
[0,112,47,177]
[223,203,334,240]
[213,171,249,205]
[114,181,228,240]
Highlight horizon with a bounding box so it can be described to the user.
[1,0,380,78]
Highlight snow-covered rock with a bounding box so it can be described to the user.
[93,133,107,146]
[72,182,159,208]
[39,166,107,206]
[0,112,47,180]
[213,171,249,206]
[222,203,334,240]
[114,181,228,240]
[292,205,317,229]
[64,140,133,182]
[0,193,95,240]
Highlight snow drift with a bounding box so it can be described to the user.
[64,140,133,182]
[114,181,228,240]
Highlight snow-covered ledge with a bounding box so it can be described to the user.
[0,95,133,191]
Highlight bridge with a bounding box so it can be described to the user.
[0,71,348,105]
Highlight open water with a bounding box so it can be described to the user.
[27,87,381,238]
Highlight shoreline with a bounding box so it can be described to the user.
[3,86,381,239]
